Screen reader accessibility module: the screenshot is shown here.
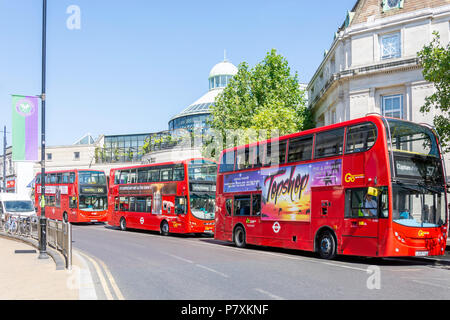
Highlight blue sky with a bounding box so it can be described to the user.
[0,0,356,146]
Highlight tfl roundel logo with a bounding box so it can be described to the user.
[272,222,281,233]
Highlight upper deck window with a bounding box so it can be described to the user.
[387,119,439,157]
[219,150,235,173]
[315,128,345,158]
[288,136,313,162]
[345,123,377,154]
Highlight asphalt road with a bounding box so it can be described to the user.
[72,223,450,300]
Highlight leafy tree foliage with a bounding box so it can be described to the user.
[418,32,450,152]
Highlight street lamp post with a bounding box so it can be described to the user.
[38,0,48,260]
[2,126,6,193]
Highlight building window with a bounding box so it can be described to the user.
[382,0,404,12]
[74,152,80,160]
[382,94,403,119]
[381,32,401,60]
[330,109,337,125]
[46,153,52,161]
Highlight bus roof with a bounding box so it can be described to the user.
[109,157,217,172]
[219,114,388,156]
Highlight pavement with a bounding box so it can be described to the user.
[0,236,96,300]
[0,235,448,300]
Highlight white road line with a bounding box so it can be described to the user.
[167,253,194,264]
[196,264,229,278]
[254,288,284,300]
[77,250,114,300]
[97,226,370,273]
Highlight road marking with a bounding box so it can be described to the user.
[77,250,114,300]
[167,253,194,264]
[254,288,284,300]
[195,264,229,278]
[93,225,370,273]
[97,257,125,300]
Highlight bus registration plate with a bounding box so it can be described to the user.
[415,251,428,257]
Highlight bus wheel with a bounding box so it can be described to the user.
[318,231,337,260]
[160,221,169,236]
[63,212,68,223]
[120,217,127,231]
[233,225,246,248]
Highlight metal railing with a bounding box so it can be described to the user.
[0,214,72,269]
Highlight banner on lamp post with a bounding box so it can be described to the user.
[12,95,39,161]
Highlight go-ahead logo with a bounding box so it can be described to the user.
[345,173,365,183]
[418,230,429,237]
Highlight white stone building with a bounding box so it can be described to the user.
[307,0,450,170]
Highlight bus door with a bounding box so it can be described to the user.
[223,197,234,236]
[342,187,379,256]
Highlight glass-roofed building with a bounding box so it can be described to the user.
[168,58,238,133]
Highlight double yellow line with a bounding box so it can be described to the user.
[77,250,125,300]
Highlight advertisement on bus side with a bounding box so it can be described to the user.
[223,159,342,222]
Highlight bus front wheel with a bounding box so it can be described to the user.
[160,221,169,236]
[120,217,127,231]
[233,225,246,248]
[318,230,337,260]
[63,212,68,223]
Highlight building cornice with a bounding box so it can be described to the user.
[308,4,450,89]
[309,57,421,109]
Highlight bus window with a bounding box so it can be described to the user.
[234,195,251,216]
[138,169,148,183]
[288,136,313,163]
[136,197,146,212]
[236,146,252,170]
[120,171,130,184]
[219,150,235,173]
[69,172,76,184]
[175,197,186,214]
[160,168,173,181]
[315,128,345,158]
[345,188,379,218]
[345,123,377,154]
[252,194,261,216]
[146,197,152,213]
[173,166,185,181]
[264,140,287,166]
[129,170,137,184]
[225,198,233,216]
[254,144,263,168]
[148,169,160,182]
[62,173,70,184]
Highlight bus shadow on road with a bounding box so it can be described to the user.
[197,238,435,267]
[100,224,437,267]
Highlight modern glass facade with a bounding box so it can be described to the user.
[100,133,152,163]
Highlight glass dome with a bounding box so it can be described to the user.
[169,59,238,133]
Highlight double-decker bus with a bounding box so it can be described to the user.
[108,158,217,235]
[35,170,108,223]
[214,114,448,259]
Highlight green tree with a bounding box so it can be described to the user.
[417,32,450,152]
[209,49,313,150]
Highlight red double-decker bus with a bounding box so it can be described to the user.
[35,170,108,223]
[214,115,448,259]
[108,158,217,235]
